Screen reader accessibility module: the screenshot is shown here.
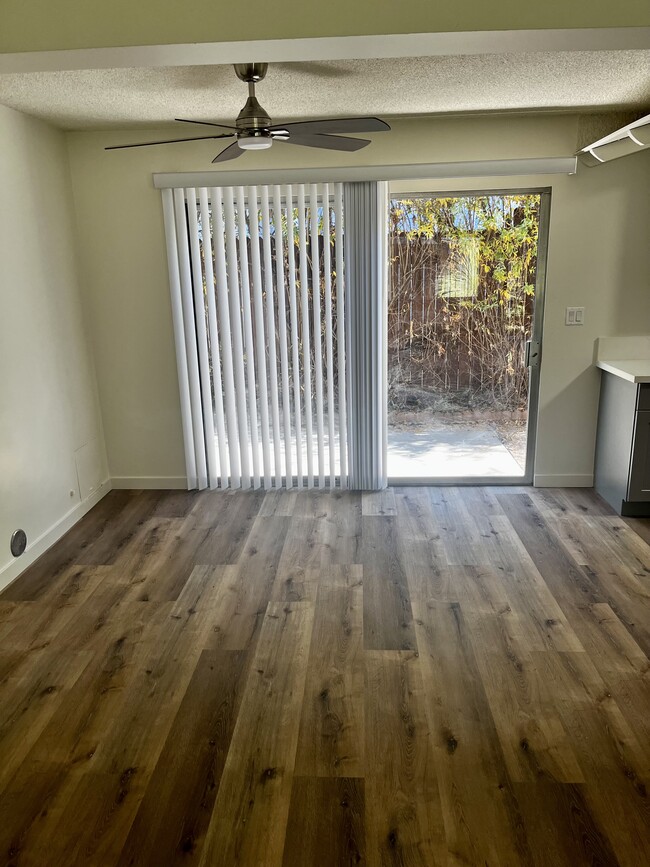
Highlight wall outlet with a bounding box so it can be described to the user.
[565,306,585,326]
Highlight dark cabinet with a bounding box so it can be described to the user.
[595,376,650,516]
[628,410,650,502]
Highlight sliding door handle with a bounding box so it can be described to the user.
[525,339,540,368]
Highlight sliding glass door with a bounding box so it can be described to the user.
[386,189,549,484]
[163,178,547,491]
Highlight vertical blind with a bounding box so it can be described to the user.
[162,182,349,491]
[345,181,389,490]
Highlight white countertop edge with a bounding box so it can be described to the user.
[596,359,650,383]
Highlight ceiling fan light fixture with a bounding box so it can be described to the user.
[237,133,273,151]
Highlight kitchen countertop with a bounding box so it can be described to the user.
[596,359,650,383]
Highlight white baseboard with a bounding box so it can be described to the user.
[0,479,113,594]
[533,473,594,487]
[110,476,188,490]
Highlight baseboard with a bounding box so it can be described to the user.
[0,479,113,593]
[533,473,594,487]
[110,476,188,490]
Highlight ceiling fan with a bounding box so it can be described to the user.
[106,62,390,163]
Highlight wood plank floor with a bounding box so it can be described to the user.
[0,486,648,866]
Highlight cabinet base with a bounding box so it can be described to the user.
[621,500,650,517]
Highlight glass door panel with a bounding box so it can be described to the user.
[386,190,548,483]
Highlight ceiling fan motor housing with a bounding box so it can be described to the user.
[236,96,271,131]
[235,92,273,149]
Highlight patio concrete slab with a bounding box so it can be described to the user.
[387,427,524,478]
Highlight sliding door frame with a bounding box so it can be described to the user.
[387,185,551,487]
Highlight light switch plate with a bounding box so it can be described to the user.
[565,306,585,325]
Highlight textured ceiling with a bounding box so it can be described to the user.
[0,51,649,130]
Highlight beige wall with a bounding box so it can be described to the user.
[533,151,650,483]
[393,150,650,484]
[66,113,650,487]
[0,105,108,587]
[2,1,648,53]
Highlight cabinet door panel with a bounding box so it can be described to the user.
[637,384,650,411]
[628,410,650,501]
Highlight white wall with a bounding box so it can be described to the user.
[66,114,650,488]
[0,104,108,587]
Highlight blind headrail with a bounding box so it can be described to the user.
[153,156,577,189]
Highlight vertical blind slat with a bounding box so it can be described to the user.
[223,186,251,490]
[248,186,272,488]
[285,184,303,489]
[309,184,325,487]
[211,187,241,489]
[260,186,283,487]
[235,185,261,489]
[198,188,228,489]
[322,184,336,489]
[297,184,314,488]
[272,185,293,489]
[173,188,208,489]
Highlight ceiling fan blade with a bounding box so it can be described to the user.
[270,117,390,136]
[105,133,234,151]
[212,141,244,163]
[175,117,239,131]
[276,132,370,152]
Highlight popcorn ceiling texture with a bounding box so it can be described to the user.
[0,51,648,130]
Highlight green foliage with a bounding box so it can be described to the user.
[391,194,538,312]
[389,194,540,409]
